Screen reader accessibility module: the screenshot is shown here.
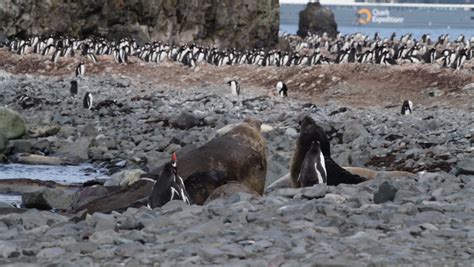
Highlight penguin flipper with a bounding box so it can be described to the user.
[324,156,368,186]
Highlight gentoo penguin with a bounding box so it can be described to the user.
[51,50,61,64]
[70,80,78,96]
[83,92,93,110]
[451,49,467,70]
[401,100,413,115]
[227,80,240,96]
[290,116,367,187]
[148,153,192,208]
[276,81,288,97]
[75,62,85,77]
[297,141,327,187]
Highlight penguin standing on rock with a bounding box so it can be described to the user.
[148,153,192,208]
[70,80,78,96]
[401,100,413,115]
[227,80,240,96]
[83,92,93,110]
[297,141,327,187]
[276,81,288,97]
[75,62,85,78]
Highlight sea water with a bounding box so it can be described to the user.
[280,24,474,39]
[0,163,109,207]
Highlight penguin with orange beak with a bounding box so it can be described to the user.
[148,153,192,208]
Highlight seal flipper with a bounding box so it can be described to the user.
[324,156,368,185]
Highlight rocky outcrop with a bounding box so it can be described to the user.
[0,107,26,140]
[0,0,279,49]
[297,2,337,38]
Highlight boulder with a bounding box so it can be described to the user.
[104,169,147,187]
[204,182,260,204]
[297,2,338,38]
[56,137,91,162]
[462,83,474,91]
[455,158,474,176]
[27,124,61,138]
[10,139,32,154]
[343,123,370,144]
[22,187,78,210]
[170,111,201,130]
[374,182,398,204]
[0,107,26,140]
[0,0,279,49]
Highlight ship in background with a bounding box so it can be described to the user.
[280,0,474,29]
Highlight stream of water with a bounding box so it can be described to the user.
[0,163,109,207]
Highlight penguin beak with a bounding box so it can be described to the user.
[171,152,177,171]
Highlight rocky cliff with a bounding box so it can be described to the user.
[297,2,337,38]
[0,0,279,49]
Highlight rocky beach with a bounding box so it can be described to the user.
[0,44,473,265]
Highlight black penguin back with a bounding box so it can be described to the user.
[70,80,78,95]
[148,163,174,208]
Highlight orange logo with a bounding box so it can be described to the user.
[357,8,372,25]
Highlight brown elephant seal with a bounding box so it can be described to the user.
[290,116,367,187]
[203,182,260,205]
[169,117,267,205]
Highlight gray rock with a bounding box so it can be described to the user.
[343,123,369,144]
[10,139,32,154]
[27,124,61,138]
[462,83,474,91]
[374,182,399,204]
[90,213,117,232]
[66,242,99,254]
[169,111,201,130]
[301,184,329,199]
[0,227,18,240]
[455,158,474,176]
[36,247,65,259]
[104,169,146,187]
[0,107,26,140]
[0,240,19,258]
[285,127,298,138]
[22,188,78,210]
[89,229,121,245]
[56,137,91,162]
[199,247,226,260]
[81,124,99,137]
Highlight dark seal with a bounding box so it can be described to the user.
[290,116,367,187]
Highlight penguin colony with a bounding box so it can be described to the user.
[4,32,473,69]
